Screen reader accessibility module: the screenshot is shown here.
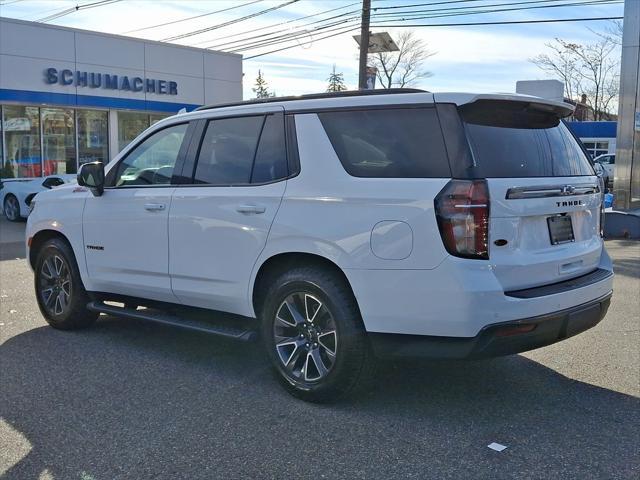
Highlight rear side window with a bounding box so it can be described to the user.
[251,114,287,183]
[195,116,263,185]
[193,113,288,185]
[318,108,451,178]
[459,101,594,178]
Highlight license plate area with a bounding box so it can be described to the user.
[547,215,575,245]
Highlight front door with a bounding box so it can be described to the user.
[169,111,289,315]
[83,122,190,302]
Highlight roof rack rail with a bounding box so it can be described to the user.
[194,88,428,111]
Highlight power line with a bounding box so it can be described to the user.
[374,0,526,10]
[220,0,619,54]
[245,25,360,59]
[371,0,616,17]
[372,15,623,27]
[228,19,359,53]
[244,15,623,60]
[122,0,265,34]
[192,2,360,48]
[161,0,300,42]
[371,0,622,21]
[37,0,122,23]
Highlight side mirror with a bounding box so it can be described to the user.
[77,162,105,197]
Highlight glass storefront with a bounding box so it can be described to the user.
[78,110,109,165]
[0,105,174,178]
[2,105,41,178]
[42,107,76,175]
[150,113,169,126]
[118,112,149,152]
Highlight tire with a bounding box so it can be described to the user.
[260,266,375,403]
[34,237,98,330]
[3,194,20,222]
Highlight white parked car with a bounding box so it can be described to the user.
[1,175,75,221]
[593,153,615,190]
[26,90,613,402]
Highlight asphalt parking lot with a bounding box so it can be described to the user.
[1,216,638,479]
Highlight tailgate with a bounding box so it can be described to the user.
[488,176,602,291]
[439,98,603,291]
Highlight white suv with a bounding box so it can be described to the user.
[26,90,613,402]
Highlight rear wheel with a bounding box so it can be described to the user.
[34,238,98,330]
[260,266,374,403]
[3,194,20,222]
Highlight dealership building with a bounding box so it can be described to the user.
[0,17,242,179]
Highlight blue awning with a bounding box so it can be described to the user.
[566,121,617,138]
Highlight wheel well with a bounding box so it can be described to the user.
[29,230,72,269]
[252,252,356,316]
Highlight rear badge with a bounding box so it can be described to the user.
[556,200,584,207]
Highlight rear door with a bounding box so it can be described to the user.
[439,101,602,292]
[168,109,288,315]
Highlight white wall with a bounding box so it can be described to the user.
[0,17,242,108]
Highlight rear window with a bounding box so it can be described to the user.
[459,102,594,178]
[318,108,451,178]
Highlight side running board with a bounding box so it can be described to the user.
[87,301,257,342]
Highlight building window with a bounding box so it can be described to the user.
[42,107,76,175]
[0,106,4,173]
[78,110,109,165]
[2,105,41,178]
[118,112,150,152]
[150,113,169,126]
[582,141,609,159]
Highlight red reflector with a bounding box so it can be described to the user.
[494,324,537,337]
[27,237,33,247]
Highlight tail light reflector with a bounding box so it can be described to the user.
[435,179,490,260]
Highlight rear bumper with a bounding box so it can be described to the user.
[369,291,612,359]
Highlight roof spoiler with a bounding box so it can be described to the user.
[463,93,575,118]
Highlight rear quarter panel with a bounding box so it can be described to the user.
[251,113,451,313]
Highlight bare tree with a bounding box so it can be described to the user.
[530,37,620,120]
[368,31,435,89]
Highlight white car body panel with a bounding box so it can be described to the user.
[26,91,613,342]
[169,181,286,316]
[83,186,178,303]
[2,175,75,218]
[25,183,89,281]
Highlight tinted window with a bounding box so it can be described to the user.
[114,123,187,187]
[318,108,451,178]
[42,177,65,189]
[194,116,263,185]
[251,114,287,183]
[460,102,594,178]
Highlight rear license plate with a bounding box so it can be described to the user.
[547,215,575,245]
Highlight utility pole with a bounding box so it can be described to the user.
[357,0,371,90]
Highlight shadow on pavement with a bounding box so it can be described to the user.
[1,315,638,479]
[0,241,26,261]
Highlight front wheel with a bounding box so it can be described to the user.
[260,266,374,403]
[3,194,21,222]
[34,238,98,330]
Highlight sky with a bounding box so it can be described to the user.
[0,0,625,99]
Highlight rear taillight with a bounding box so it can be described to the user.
[435,179,490,260]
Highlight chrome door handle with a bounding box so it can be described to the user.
[144,203,166,212]
[236,204,266,214]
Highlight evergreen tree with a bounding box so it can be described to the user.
[252,70,274,98]
[326,65,347,92]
